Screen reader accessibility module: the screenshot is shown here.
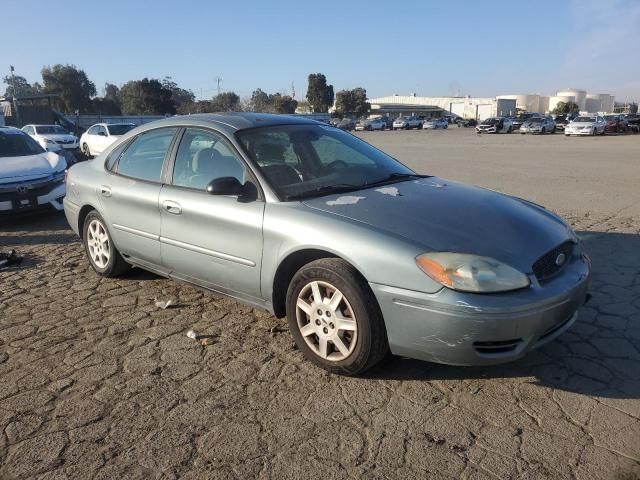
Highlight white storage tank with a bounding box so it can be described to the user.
[548,95,574,113]
[538,96,549,113]
[586,94,603,113]
[556,89,587,110]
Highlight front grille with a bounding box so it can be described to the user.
[0,181,59,202]
[532,241,574,281]
[473,339,523,355]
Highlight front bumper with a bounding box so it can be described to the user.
[476,127,497,133]
[565,128,594,135]
[0,181,66,214]
[371,254,590,366]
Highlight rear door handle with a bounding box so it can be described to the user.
[162,200,182,215]
[100,185,112,197]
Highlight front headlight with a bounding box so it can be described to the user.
[416,253,530,293]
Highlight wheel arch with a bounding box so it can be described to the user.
[77,204,99,239]
[271,248,372,318]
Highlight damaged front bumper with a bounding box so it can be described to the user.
[0,179,66,214]
[371,253,590,366]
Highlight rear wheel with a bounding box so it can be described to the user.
[286,258,388,375]
[82,143,91,158]
[83,211,130,277]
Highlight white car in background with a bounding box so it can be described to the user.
[393,116,423,130]
[564,116,607,136]
[422,118,448,129]
[21,124,78,151]
[355,118,386,131]
[519,116,556,134]
[79,123,136,157]
[0,127,66,213]
[475,117,513,134]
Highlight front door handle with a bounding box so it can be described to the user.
[162,200,182,215]
[100,185,112,197]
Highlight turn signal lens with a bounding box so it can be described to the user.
[416,253,530,293]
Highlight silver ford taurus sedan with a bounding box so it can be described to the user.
[63,113,590,375]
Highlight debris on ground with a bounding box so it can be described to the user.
[186,329,198,339]
[154,298,175,310]
[0,250,23,269]
[269,325,287,335]
[185,329,218,346]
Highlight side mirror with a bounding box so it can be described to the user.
[206,177,244,196]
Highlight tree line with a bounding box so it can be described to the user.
[3,65,371,117]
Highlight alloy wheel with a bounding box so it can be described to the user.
[295,281,358,361]
[87,219,111,269]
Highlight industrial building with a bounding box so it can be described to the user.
[367,94,517,120]
[368,89,615,120]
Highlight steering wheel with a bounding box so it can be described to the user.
[324,160,348,171]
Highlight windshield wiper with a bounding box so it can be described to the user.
[284,183,362,201]
[364,172,429,187]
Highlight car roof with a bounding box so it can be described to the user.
[122,112,322,136]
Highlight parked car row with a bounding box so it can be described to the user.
[333,115,460,132]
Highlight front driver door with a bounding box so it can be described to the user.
[159,128,265,301]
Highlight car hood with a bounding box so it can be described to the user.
[569,122,596,126]
[0,151,67,184]
[302,177,573,274]
[41,134,76,142]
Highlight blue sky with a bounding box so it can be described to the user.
[3,0,639,101]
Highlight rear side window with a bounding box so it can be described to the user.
[115,128,177,182]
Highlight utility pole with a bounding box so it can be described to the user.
[9,65,20,126]
[215,76,223,96]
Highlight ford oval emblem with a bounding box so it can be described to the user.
[555,253,567,266]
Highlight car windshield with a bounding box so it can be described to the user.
[107,124,135,136]
[604,115,617,121]
[35,125,68,134]
[236,124,418,200]
[574,117,595,122]
[483,118,500,125]
[0,131,46,157]
[527,119,543,124]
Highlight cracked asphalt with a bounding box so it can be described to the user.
[1,130,639,479]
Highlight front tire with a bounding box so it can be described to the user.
[82,143,91,158]
[83,211,130,277]
[286,258,388,375]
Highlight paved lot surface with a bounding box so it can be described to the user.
[1,130,639,479]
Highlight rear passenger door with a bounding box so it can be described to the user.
[159,128,265,300]
[100,127,178,268]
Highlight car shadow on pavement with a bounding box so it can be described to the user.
[368,230,640,400]
[0,212,76,247]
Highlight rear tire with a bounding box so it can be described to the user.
[82,143,91,158]
[83,211,130,277]
[286,258,388,375]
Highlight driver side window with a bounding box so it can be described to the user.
[172,129,246,190]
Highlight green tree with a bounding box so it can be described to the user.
[552,101,580,115]
[41,64,96,113]
[249,88,272,112]
[629,102,638,114]
[335,87,370,117]
[306,73,334,113]
[161,76,195,113]
[118,78,176,115]
[104,83,120,102]
[2,75,41,97]
[211,92,241,111]
[91,83,122,114]
[270,94,298,114]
